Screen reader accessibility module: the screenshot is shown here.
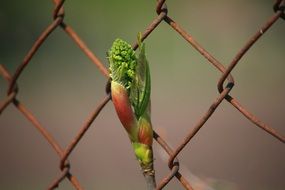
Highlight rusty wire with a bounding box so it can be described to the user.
[0,0,285,189]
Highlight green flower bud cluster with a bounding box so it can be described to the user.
[109,39,137,90]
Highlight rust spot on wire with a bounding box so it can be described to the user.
[274,0,285,19]
[0,0,284,189]
[53,0,65,19]
[48,165,70,190]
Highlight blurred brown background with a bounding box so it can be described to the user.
[0,0,284,189]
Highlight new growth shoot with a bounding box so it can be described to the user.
[108,34,155,190]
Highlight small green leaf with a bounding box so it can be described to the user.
[137,44,151,117]
[130,39,151,119]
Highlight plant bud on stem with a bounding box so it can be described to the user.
[109,37,156,189]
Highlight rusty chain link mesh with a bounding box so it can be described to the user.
[1,0,285,189]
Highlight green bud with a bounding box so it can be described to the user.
[109,39,137,90]
[108,36,155,188]
[132,142,153,166]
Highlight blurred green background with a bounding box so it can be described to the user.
[0,0,284,189]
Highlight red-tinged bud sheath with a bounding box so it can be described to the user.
[138,117,153,146]
[111,81,136,134]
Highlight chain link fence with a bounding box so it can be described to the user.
[0,0,284,189]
